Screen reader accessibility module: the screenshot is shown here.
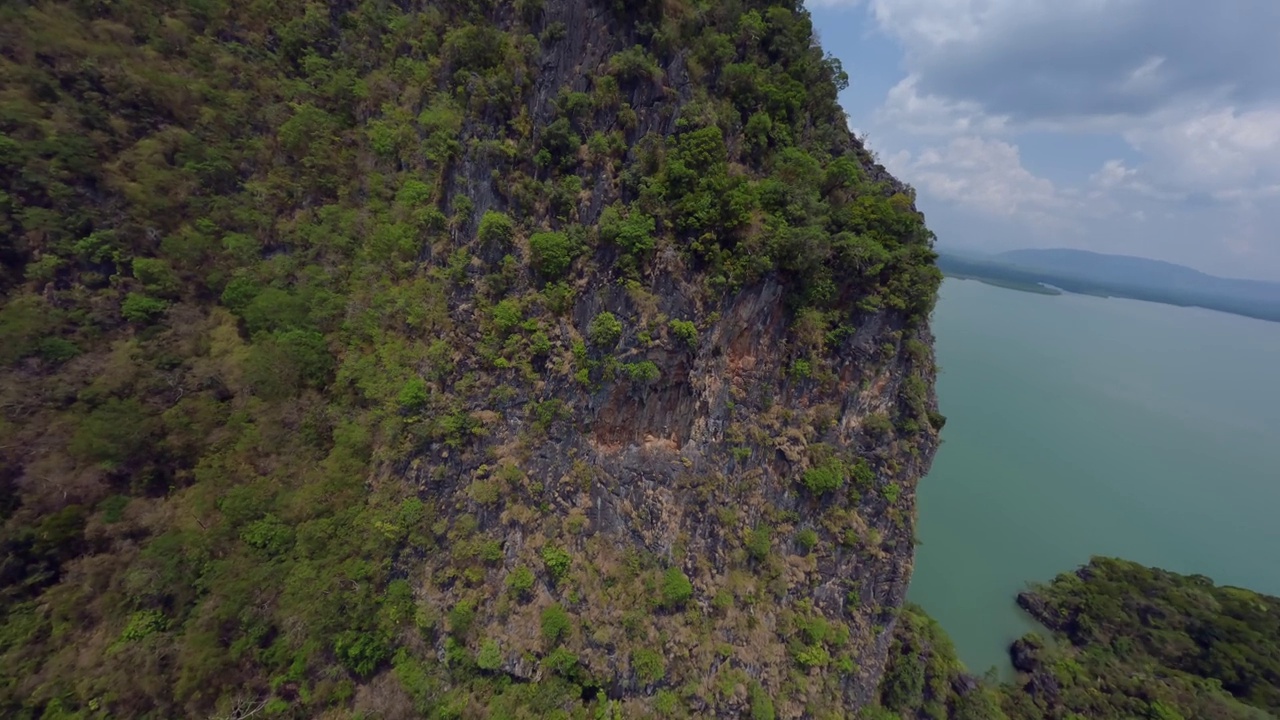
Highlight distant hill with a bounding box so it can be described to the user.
[937,248,1280,322]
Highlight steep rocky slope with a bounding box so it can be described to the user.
[0,0,941,717]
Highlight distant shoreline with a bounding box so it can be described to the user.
[937,252,1280,323]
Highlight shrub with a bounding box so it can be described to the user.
[749,682,776,720]
[849,460,876,490]
[609,46,662,83]
[506,566,535,598]
[478,211,515,245]
[599,204,656,257]
[334,631,391,677]
[398,378,430,410]
[802,459,845,495]
[541,544,571,580]
[543,647,579,675]
[37,337,80,364]
[540,603,571,645]
[660,567,693,608]
[631,648,666,684]
[746,525,772,561]
[789,358,812,379]
[70,398,152,469]
[864,413,894,438]
[587,312,623,348]
[882,482,901,504]
[476,639,503,671]
[655,690,680,714]
[529,231,578,278]
[797,528,818,553]
[622,360,660,383]
[131,258,181,297]
[120,610,167,642]
[542,282,575,315]
[668,318,697,348]
[448,600,476,637]
[794,643,831,668]
[491,298,523,333]
[121,293,169,323]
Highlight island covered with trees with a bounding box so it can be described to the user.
[870,557,1280,720]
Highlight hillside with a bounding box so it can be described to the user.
[0,1,942,718]
[869,558,1280,720]
[937,249,1280,322]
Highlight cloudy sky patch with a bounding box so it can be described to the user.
[809,0,1280,279]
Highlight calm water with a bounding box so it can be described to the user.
[909,279,1280,676]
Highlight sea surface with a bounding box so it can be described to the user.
[909,278,1280,676]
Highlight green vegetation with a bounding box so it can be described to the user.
[1001,557,1280,719]
[802,458,846,495]
[540,603,572,646]
[587,311,624,348]
[0,0,941,717]
[870,558,1280,720]
[668,318,698,348]
[660,567,694,609]
[529,230,580,278]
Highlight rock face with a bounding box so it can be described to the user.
[0,0,941,716]
[400,2,945,716]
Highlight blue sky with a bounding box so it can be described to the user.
[808,0,1280,280]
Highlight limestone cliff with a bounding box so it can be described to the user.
[403,1,944,716]
[0,0,940,717]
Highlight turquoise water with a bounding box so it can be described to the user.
[909,279,1280,676]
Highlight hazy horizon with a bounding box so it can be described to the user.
[935,243,1280,282]
[810,1,1280,282]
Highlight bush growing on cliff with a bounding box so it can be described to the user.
[541,544,572,581]
[622,360,661,383]
[660,567,694,608]
[747,525,773,561]
[506,566,536,598]
[632,648,666,684]
[587,311,623,348]
[668,318,698,348]
[479,211,516,246]
[802,459,845,495]
[541,604,572,646]
[529,231,579,278]
[476,640,503,671]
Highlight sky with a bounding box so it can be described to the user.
[807,0,1280,280]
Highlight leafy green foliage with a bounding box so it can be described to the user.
[668,318,698,348]
[746,524,772,561]
[587,312,623,348]
[476,639,503,671]
[506,566,536,599]
[622,360,661,383]
[801,458,845,495]
[121,294,169,323]
[541,544,572,581]
[540,603,572,646]
[1002,558,1280,719]
[632,648,666,684]
[479,211,516,246]
[660,567,694,609]
[874,561,1280,720]
[529,231,579,278]
[749,682,777,720]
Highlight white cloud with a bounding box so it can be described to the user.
[1123,106,1280,199]
[877,75,1008,135]
[812,0,1280,276]
[889,136,1067,220]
